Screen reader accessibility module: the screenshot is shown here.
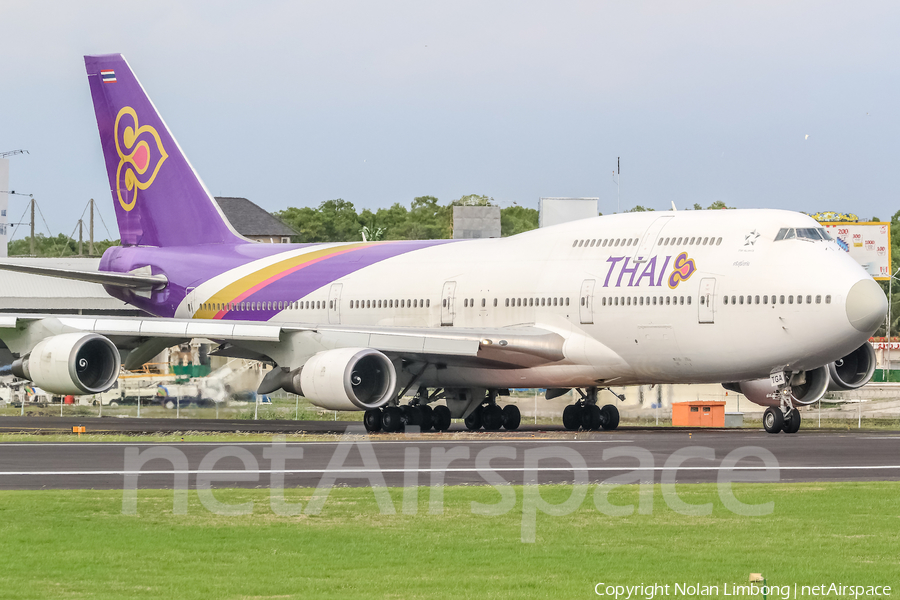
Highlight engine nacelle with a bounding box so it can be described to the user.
[12,333,121,395]
[299,347,396,411]
[828,343,876,391]
[734,365,830,407]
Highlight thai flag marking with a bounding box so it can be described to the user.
[101,69,116,83]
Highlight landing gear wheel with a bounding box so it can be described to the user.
[562,404,581,430]
[502,405,521,430]
[763,406,784,434]
[363,408,382,433]
[482,405,503,431]
[784,408,801,434]
[418,405,434,432]
[599,404,620,431]
[432,405,451,432]
[382,406,404,433]
[464,406,483,431]
[581,404,602,430]
[402,405,423,429]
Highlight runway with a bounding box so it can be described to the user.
[1,429,898,490]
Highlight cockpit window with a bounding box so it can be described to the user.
[774,227,832,242]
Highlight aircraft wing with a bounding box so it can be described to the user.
[0,314,568,372]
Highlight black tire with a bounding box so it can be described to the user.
[784,408,801,434]
[432,405,451,431]
[382,406,404,432]
[502,405,521,430]
[402,405,423,429]
[763,406,784,434]
[562,404,581,430]
[600,404,620,431]
[418,405,434,432]
[581,404,602,430]
[464,406,483,431]
[483,405,503,431]
[363,408,382,433]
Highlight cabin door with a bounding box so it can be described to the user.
[698,277,716,324]
[579,279,596,324]
[441,281,457,326]
[328,283,343,324]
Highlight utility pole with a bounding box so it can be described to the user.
[89,198,95,256]
[78,219,83,256]
[29,198,35,256]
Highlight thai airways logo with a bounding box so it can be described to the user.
[667,252,696,289]
[114,106,168,212]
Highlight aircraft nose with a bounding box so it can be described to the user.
[845,278,888,333]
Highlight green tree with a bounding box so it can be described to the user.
[500,205,538,236]
[626,205,655,212]
[7,234,119,257]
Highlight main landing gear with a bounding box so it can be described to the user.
[562,387,620,431]
[763,375,801,434]
[463,390,521,432]
[363,403,452,433]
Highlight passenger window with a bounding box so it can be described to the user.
[826,295,831,304]
[788,296,793,304]
[815,295,821,304]
[703,237,709,245]
[716,237,722,245]
[464,299,468,308]
[677,237,683,245]
[572,240,578,247]
[763,295,768,304]
[666,297,670,305]
[686,296,691,305]
[615,239,621,246]
[602,239,608,247]
[505,299,509,307]
[664,237,670,245]
[731,295,736,304]
[578,240,584,247]
[589,239,596,247]
[779,295,785,304]
[566,298,570,306]
[755,295,759,304]
[427,299,431,308]
[517,298,522,307]
[639,297,644,306]
[796,295,802,304]
[680,296,684,305]
[553,298,558,306]
[654,297,658,305]
[689,237,696,244]
[806,295,812,304]
[627,297,631,306]
[442,299,447,308]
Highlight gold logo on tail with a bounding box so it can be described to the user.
[114,106,168,212]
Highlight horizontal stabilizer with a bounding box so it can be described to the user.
[0,262,167,290]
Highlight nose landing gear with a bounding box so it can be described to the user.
[763,375,802,434]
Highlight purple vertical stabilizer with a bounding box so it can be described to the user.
[85,54,243,247]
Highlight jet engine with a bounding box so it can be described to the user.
[11,332,121,395]
[297,347,397,411]
[827,343,876,391]
[730,365,830,408]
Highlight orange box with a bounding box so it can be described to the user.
[72,426,86,433]
[672,401,725,427]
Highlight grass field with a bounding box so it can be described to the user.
[0,482,897,599]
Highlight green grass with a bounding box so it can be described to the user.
[0,482,897,599]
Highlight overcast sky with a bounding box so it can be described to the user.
[1,1,898,240]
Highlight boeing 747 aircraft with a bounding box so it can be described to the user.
[0,55,888,434]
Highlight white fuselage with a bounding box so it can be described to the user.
[176,209,875,390]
